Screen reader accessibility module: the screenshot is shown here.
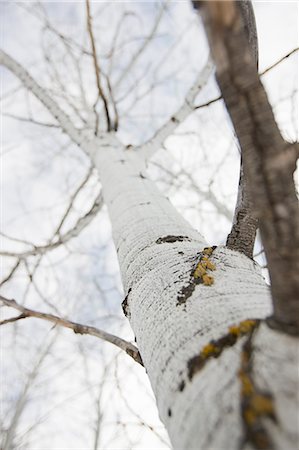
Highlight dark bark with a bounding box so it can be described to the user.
[226,164,258,259]
[196,0,299,333]
[226,0,259,259]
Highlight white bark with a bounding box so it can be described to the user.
[88,140,298,450]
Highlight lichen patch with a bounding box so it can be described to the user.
[239,324,276,449]
[176,246,217,305]
[187,319,259,381]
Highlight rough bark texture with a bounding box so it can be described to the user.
[198,0,299,334]
[226,164,258,259]
[88,138,297,450]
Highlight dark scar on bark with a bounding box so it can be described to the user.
[168,408,172,417]
[187,320,259,381]
[178,380,185,392]
[239,323,277,450]
[156,235,191,244]
[122,288,132,318]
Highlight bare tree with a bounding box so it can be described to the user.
[1,1,298,449]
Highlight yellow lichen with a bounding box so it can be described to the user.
[201,342,217,357]
[250,395,274,416]
[194,263,207,278]
[202,274,214,286]
[243,395,274,426]
[229,325,241,336]
[193,247,216,285]
[239,320,257,334]
[201,259,216,271]
[244,407,257,425]
[205,260,216,271]
[203,247,214,256]
[239,371,254,396]
[229,320,257,337]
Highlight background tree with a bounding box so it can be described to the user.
[1,1,298,449]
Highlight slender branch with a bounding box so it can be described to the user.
[151,157,232,221]
[114,3,166,90]
[195,95,222,110]
[0,50,85,147]
[0,296,142,365]
[86,0,111,133]
[53,167,94,236]
[194,48,299,110]
[260,47,299,76]
[138,55,214,160]
[3,113,60,128]
[2,334,57,450]
[0,259,21,287]
[0,192,103,259]
[0,313,27,326]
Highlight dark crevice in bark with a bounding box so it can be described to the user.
[176,247,217,305]
[187,319,259,382]
[122,288,132,318]
[239,323,276,450]
[156,235,191,244]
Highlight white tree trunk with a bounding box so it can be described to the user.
[90,138,298,450]
[1,25,298,450]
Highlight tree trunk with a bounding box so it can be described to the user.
[89,136,298,450]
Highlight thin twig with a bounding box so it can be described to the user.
[260,47,299,76]
[194,48,299,110]
[1,192,103,258]
[0,296,143,365]
[194,95,222,110]
[0,259,21,287]
[0,313,27,326]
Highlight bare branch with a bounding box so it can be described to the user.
[0,191,103,259]
[86,0,112,133]
[114,3,167,90]
[0,313,27,326]
[194,48,299,110]
[0,259,22,287]
[3,113,60,128]
[138,56,214,160]
[260,47,299,76]
[0,49,84,147]
[0,296,142,365]
[195,95,222,110]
